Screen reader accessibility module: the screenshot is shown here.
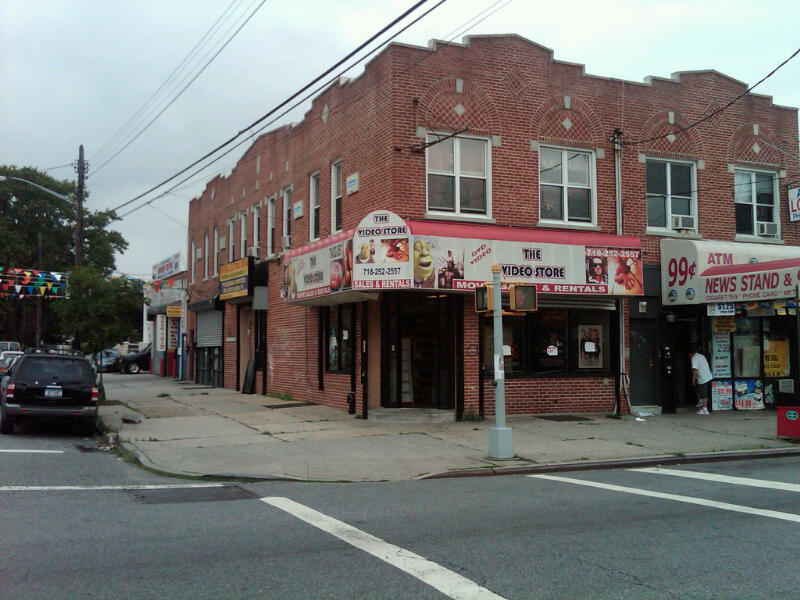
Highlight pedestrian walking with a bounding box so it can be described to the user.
[689,346,713,415]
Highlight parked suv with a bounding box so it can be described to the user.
[0,350,99,435]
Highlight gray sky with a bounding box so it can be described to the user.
[2,0,799,280]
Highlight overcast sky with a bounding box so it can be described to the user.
[2,0,799,279]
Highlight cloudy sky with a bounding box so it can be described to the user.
[2,0,799,279]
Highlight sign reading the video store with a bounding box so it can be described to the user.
[351,211,413,290]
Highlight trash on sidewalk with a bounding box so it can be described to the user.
[635,417,647,422]
[122,414,142,424]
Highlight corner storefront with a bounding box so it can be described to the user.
[282,210,643,418]
[660,238,800,413]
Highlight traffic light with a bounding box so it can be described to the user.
[474,283,493,313]
[509,283,537,312]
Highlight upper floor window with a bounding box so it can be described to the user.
[252,203,260,256]
[203,231,209,280]
[426,134,489,216]
[735,169,778,238]
[646,159,696,231]
[213,227,219,276]
[310,172,320,241]
[239,211,247,258]
[539,147,594,224]
[331,161,342,232]
[190,240,196,284]
[227,219,234,263]
[282,187,292,246]
[267,196,276,256]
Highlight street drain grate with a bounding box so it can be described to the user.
[127,485,259,505]
[537,415,592,422]
[75,445,101,452]
[264,402,312,409]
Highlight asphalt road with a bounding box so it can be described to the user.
[2,424,799,599]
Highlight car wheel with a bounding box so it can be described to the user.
[0,405,14,435]
[127,362,141,374]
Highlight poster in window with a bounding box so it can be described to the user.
[711,380,733,411]
[763,338,790,377]
[734,379,765,410]
[711,332,731,378]
[578,325,603,369]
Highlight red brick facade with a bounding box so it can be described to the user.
[186,35,799,418]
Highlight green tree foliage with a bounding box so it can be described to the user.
[0,166,133,346]
[53,267,142,355]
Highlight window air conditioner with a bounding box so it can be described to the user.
[757,222,778,237]
[246,246,259,258]
[281,235,291,250]
[670,215,695,230]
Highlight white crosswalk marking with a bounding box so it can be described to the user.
[631,467,800,492]
[0,484,227,492]
[530,474,800,523]
[263,497,508,600]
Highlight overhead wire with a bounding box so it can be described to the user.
[110,0,434,214]
[117,0,450,219]
[622,45,800,146]
[117,0,515,219]
[91,0,244,167]
[91,0,266,177]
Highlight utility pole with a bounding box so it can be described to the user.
[75,144,86,266]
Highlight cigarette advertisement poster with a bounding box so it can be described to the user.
[711,380,733,411]
[734,378,765,410]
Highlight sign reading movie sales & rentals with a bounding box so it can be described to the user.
[661,238,800,305]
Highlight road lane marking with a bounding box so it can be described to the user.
[631,467,800,492]
[0,449,64,454]
[263,496,507,600]
[0,483,227,492]
[529,474,800,523]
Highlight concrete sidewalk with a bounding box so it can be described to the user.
[98,373,800,482]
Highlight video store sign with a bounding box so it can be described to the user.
[661,238,800,305]
[351,211,412,290]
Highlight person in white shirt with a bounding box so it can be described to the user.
[689,346,713,415]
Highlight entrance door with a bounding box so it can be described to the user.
[629,318,658,406]
[238,306,251,391]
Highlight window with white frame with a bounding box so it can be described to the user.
[426,134,489,216]
[240,211,247,258]
[213,227,219,276]
[331,161,342,232]
[646,159,696,230]
[190,240,196,284]
[310,172,320,241]
[252,202,260,257]
[538,147,595,224]
[203,231,209,280]
[267,196,276,255]
[228,219,234,263]
[282,187,292,244]
[734,169,778,237]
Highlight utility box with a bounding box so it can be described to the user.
[777,406,800,438]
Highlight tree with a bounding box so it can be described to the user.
[53,267,142,355]
[0,165,129,345]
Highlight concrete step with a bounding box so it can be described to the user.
[367,408,456,423]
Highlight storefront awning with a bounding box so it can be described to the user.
[661,238,800,305]
[282,210,644,304]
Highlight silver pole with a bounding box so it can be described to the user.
[488,263,513,459]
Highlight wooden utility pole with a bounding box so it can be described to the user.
[75,144,86,266]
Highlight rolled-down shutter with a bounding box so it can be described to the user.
[196,311,223,347]
[536,295,617,311]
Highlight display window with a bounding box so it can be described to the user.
[481,308,611,376]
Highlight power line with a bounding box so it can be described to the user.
[91,0,244,168]
[91,0,266,177]
[623,45,800,146]
[110,0,433,214]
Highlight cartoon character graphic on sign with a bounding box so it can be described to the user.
[413,239,435,287]
[356,240,375,264]
[283,262,297,300]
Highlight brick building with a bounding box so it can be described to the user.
[186,35,799,419]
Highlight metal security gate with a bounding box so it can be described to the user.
[195,311,222,387]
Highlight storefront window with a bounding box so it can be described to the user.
[763,318,790,378]
[481,308,610,376]
[733,317,760,378]
[325,305,353,373]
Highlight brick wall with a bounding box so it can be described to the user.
[186,34,799,415]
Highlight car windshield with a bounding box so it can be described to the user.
[17,358,93,382]
[0,342,22,352]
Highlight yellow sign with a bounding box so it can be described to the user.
[764,339,790,377]
[713,316,735,332]
[166,304,182,317]
[219,257,250,300]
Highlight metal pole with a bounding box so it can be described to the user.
[35,231,42,347]
[488,263,513,459]
[75,144,86,266]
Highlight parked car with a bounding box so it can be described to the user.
[0,341,21,352]
[0,350,99,435]
[0,351,23,377]
[93,348,122,373]
[119,344,151,374]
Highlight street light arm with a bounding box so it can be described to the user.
[0,175,74,203]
